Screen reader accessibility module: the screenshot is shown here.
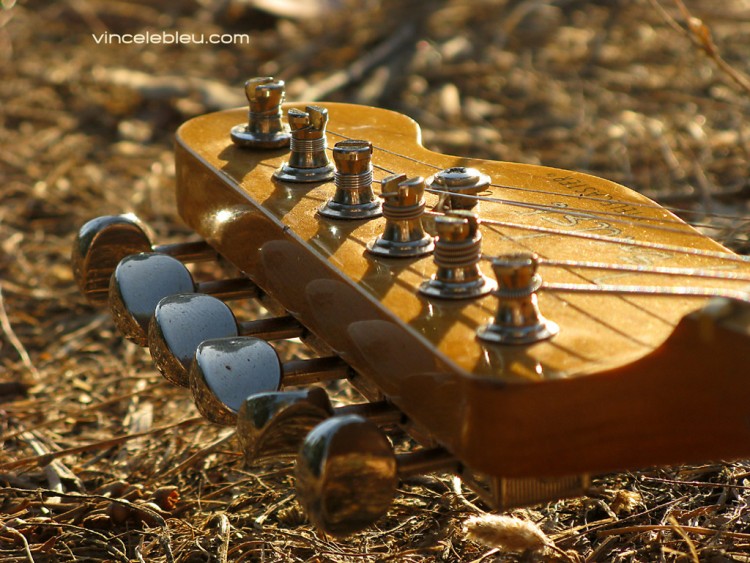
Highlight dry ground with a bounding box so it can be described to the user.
[3,0,750,561]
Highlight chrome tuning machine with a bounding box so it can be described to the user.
[295,415,455,537]
[273,105,335,183]
[367,174,434,258]
[318,140,382,220]
[477,253,559,345]
[236,387,400,466]
[72,214,216,305]
[231,77,291,149]
[418,211,496,299]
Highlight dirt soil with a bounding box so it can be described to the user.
[3,0,750,561]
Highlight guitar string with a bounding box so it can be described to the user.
[537,258,750,283]
[423,193,750,295]
[328,128,750,222]
[420,188,726,239]
[321,128,750,299]
[427,189,728,234]
[474,216,750,264]
[478,221,750,301]
[407,180,750,291]
[375,171,750,265]
[541,282,749,301]
[327,129,750,228]
[336,135,750,302]
[323,130,750,265]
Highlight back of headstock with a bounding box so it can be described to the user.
[73,76,750,535]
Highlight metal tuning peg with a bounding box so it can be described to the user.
[273,105,335,183]
[477,253,559,345]
[189,337,351,426]
[367,174,434,258]
[418,211,496,299]
[236,387,401,465]
[295,415,456,537]
[230,77,291,149]
[109,253,259,346]
[426,166,490,212]
[72,214,216,305]
[149,293,304,387]
[318,140,382,220]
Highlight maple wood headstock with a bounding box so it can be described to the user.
[175,96,750,466]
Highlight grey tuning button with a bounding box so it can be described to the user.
[237,387,400,465]
[188,336,351,425]
[72,214,215,305]
[109,253,259,346]
[190,337,284,426]
[148,293,303,387]
[295,415,455,537]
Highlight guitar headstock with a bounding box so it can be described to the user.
[75,77,750,534]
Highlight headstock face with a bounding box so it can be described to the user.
[176,103,739,379]
[174,102,750,476]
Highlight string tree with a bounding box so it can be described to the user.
[230,77,291,149]
[318,139,382,220]
[418,210,496,299]
[367,174,435,258]
[477,253,559,345]
[273,105,335,183]
[426,166,490,212]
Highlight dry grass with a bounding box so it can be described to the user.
[2,0,750,560]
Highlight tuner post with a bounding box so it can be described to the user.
[319,140,382,219]
[427,166,490,211]
[477,253,559,344]
[231,77,291,149]
[418,211,495,299]
[273,105,335,183]
[367,174,434,258]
